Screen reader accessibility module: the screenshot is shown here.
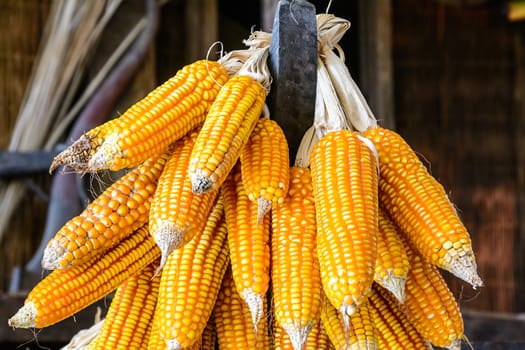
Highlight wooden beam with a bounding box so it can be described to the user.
[185,0,218,62]
[358,0,395,129]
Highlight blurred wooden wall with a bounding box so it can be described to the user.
[392,0,525,313]
[0,0,52,294]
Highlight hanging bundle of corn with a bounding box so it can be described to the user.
[6,9,483,350]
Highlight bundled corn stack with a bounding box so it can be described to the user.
[8,13,482,350]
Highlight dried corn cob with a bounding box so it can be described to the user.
[88,259,161,350]
[363,126,482,288]
[374,209,410,303]
[155,198,229,349]
[273,317,334,350]
[8,225,160,329]
[320,293,378,350]
[368,283,431,350]
[214,266,270,349]
[221,163,271,329]
[310,130,378,320]
[240,117,290,222]
[42,151,168,270]
[189,47,270,194]
[403,239,464,349]
[149,127,218,269]
[52,60,229,173]
[271,166,322,350]
[50,117,120,173]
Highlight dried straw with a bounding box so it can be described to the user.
[0,0,124,242]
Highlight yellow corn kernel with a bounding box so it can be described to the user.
[214,266,270,349]
[221,163,271,329]
[155,198,229,349]
[89,259,161,350]
[403,240,464,349]
[310,130,378,320]
[8,225,160,329]
[240,117,290,222]
[42,152,168,270]
[149,127,218,269]
[368,283,431,350]
[374,209,410,303]
[271,166,322,350]
[320,292,378,350]
[363,126,482,288]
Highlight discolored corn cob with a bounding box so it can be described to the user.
[52,60,229,173]
[42,151,169,270]
[403,239,464,349]
[240,117,290,222]
[155,198,229,350]
[320,293,378,350]
[362,126,482,288]
[273,317,334,350]
[221,163,271,329]
[271,166,322,350]
[88,259,161,350]
[214,266,271,349]
[310,130,378,321]
[189,48,270,194]
[149,127,218,269]
[374,209,410,303]
[368,283,431,350]
[50,117,120,173]
[8,225,160,329]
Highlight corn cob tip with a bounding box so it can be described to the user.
[241,289,265,332]
[339,302,358,335]
[190,171,213,194]
[153,221,186,271]
[376,274,406,304]
[446,253,483,289]
[41,242,67,270]
[340,302,357,319]
[87,133,119,171]
[281,322,314,350]
[257,197,271,225]
[49,134,94,174]
[166,339,182,350]
[8,302,37,329]
[446,339,462,350]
